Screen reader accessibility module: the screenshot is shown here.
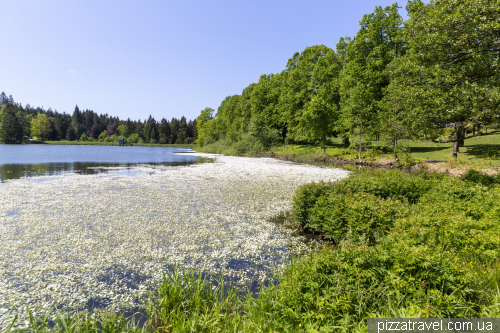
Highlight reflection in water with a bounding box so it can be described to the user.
[0,158,213,182]
[0,145,215,182]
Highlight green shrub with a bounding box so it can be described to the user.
[308,192,406,244]
[338,170,438,203]
[461,169,499,186]
[292,181,334,227]
[126,133,140,144]
[292,170,441,233]
[257,240,485,331]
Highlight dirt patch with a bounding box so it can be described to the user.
[422,163,500,176]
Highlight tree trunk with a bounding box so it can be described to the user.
[342,136,350,146]
[452,123,464,155]
[473,124,476,136]
[394,139,398,161]
[359,119,363,163]
[323,134,326,155]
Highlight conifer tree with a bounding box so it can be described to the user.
[0,103,23,143]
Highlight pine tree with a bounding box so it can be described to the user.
[0,103,23,143]
[0,92,7,106]
[66,125,77,141]
[177,116,188,144]
[159,118,171,144]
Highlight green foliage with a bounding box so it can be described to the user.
[284,169,500,329]
[98,130,107,142]
[196,107,215,147]
[79,133,93,142]
[30,114,53,139]
[0,104,23,143]
[147,268,241,332]
[460,169,500,187]
[308,192,405,244]
[126,133,140,144]
[117,124,129,138]
[386,0,500,152]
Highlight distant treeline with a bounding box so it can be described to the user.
[0,92,197,144]
[196,0,499,157]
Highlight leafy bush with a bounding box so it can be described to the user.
[257,240,485,330]
[308,192,406,244]
[126,133,140,144]
[461,169,499,186]
[292,181,333,226]
[285,168,500,329]
[293,170,441,234]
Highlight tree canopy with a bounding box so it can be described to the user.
[194,0,500,157]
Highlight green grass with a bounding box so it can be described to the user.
[386,132,500,163]
[267,132,500,167]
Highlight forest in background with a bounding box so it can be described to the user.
[0,92,197,145]
[195,0,499,159]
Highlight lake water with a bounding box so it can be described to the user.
[0,144,205,182]
[0,144,349,329]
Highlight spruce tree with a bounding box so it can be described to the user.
[0,92,7,106]
[0,104,23,143]
[159,118,171,143]
[66,125,77,141]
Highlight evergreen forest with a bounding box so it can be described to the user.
[0,92,197,145]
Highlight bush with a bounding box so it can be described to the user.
[257,240,485,330]
[126,133,140,144]
[461,169,499,186]
[308,192,406,244]
[292,181,333,226]
[292,170,441,234]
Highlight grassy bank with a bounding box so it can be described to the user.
[8,168,500,332]
[195,132,500,169]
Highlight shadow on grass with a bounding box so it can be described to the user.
[463,144,500,160]
[410,146,450,153]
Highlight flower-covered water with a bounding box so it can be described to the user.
[0,153,349,327]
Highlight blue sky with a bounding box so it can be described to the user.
[1,0,410,122]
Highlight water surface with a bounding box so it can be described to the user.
[0,145,205,182]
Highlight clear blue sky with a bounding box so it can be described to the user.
[1,0,410,122]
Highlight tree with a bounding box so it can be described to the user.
[0,92,7,106]
[177,116,188,144]
[340,4,405,147]
[0,103,23,143]
[30,114,53,139]
[107,123,118,136]
[117,124,129,138]
[300,93,338,155]
[48,120,59,140]
[90,124,100,139]
[387,0,500,154]
[71,105,84,138]
[159,118,171,143]
[66,125,77,141]
[143,116,158,143]
[341,83,373,162]
[251,73,288,142]
[196,108,214,146]
[283,45,339,141]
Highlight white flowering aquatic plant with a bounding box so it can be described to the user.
[0,153,349,328]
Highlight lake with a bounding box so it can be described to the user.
[0,144,349,328]
[0,144,205,182]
